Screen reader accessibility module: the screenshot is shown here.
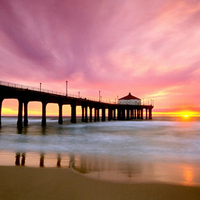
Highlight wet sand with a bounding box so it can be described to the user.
[0,166,200,200]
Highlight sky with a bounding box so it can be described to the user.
[0,0,200,116]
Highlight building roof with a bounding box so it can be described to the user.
[119,92,141,100]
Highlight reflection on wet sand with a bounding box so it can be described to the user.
[15,153,26,166]
[13,152,74,168]
[57,154,61,167]
[1,151,200,186]
[183,166,194,185]
[39,153,44,167]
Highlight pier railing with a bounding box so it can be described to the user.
[0,80,114,104]
[0,80,153,106]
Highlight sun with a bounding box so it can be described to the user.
[171,110,199,119]
[181,113,191,121]
[183,114,189,118]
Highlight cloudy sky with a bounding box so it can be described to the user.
[0,0,200,115]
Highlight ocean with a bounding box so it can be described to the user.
[0,116,200,185]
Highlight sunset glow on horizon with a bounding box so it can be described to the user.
[0,0,200,117]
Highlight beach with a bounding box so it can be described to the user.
[1,166,200,200]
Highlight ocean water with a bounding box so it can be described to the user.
[0,116,200,185]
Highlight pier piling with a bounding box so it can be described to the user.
[42,101,47,126]
[17,99,23,130]
[24,101,28,127]
[58,103,63,124]
[0,98,2,127]
[71,102,76,123]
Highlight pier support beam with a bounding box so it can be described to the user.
[133,109,136,119]
[89,106,93,122]
[131,109,133,119]
[113,109,116,120]
[58,103,63,124]
[71,102,76,123]
[42,101,47,126]
[137,109,140,119]
[24,101,28,127]
[146,108,148,119]
[102,108,105,121]
[85,106,88,123]
[94,108,97,122]
[17,99,23,130]
[117,108,121,120]
[0,98,3,127]
[82,105,85,122]
[141,109,143,119]
[127,109,130,120]
[149,108,152,120]
[97,108,99,121]
[139,109,141,119]
[108,108,112,121]
[122,109,125,120]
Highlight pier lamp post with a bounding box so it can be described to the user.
[99,91,101,102]
[66,81,68,96]
[40,83,42,92]
[78,92,80,98]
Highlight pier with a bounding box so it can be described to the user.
[0,81,154,130]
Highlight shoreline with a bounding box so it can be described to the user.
[1,166,200,200]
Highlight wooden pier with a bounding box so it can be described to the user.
[0,81,154,130]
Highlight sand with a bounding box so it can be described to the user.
[0,166,200,200]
